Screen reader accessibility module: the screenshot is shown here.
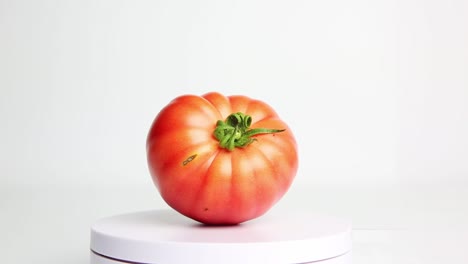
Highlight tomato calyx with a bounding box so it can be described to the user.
[213,112,285,151]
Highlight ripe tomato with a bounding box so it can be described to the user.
[146,92,298,225]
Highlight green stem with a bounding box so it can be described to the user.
[213,112,285,151]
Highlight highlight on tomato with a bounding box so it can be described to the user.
[146,92,298,225]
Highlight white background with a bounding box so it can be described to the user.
[1,0,467,263]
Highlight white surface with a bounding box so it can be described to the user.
[90,249,352,264]
[90,209,351,264]
[1,0,468,263]
[2,183,468,263]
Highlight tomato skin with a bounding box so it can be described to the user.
[146,92,298,225]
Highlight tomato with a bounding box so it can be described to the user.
[146,92,298,225]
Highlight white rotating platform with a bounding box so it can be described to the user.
[90,209,352,264]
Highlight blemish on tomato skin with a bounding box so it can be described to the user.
[182,154,197,166]
[204,208,209,211]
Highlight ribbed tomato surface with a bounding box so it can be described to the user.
[146,92,298,225]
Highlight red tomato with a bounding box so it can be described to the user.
[146,92,298,225]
